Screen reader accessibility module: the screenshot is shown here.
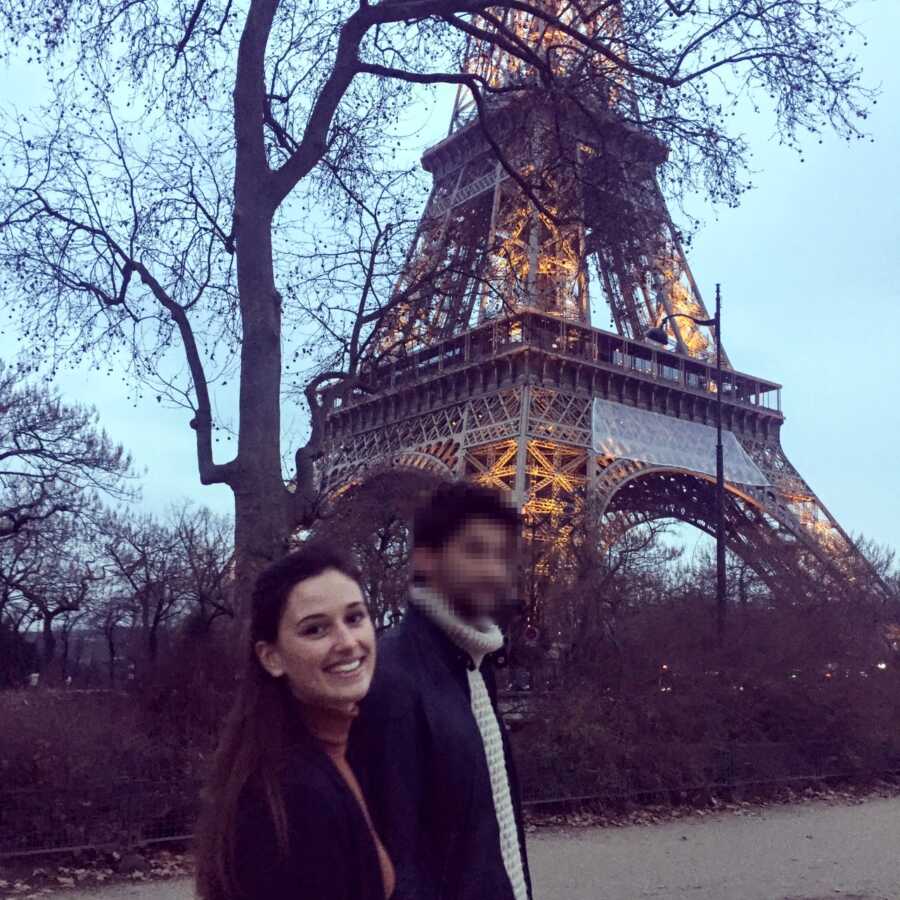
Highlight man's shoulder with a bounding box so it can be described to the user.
[366,621,421,704]
[376,616,415,660]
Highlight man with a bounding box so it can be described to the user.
[349,481,532,900]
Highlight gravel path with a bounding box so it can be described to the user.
[532,796,900,899]
[43,795,900,900]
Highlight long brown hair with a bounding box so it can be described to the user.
[194,544,361,900]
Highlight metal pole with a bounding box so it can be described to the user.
[714,284,726,643]
[645,301,727,640]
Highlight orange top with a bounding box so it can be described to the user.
[301,705,396,900]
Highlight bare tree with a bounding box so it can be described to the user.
[0,362,132,541]
[171,503,235,626]
[0,512,103,675]
[0,531,39,636]
[537,512,680,688]
[101,512,189,667]
[0,0,874,606]
[57,606,89,680]
[94,592,131,688]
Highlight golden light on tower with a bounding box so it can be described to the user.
[321,0,887,640]
[485,160,589,321]
[463,1,623,86]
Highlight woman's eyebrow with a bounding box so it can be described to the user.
[295,601,363,626]
[295,612,329,627]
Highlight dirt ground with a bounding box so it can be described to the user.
[7,795,899,900]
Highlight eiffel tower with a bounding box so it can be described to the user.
[318,5,878,614]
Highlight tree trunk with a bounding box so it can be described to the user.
[227,0,299,619]
[232,480,293,619]
[230,172,295,612]
[60,628,70,679]
[107,633,117,688]
[42,614,56,670]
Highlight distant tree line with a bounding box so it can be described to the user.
[0,361,233,688]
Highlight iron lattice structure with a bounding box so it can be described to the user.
[318,4,877,615]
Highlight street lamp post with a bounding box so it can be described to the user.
[646,285,726,642]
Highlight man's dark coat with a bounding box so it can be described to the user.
[349,603,532,900]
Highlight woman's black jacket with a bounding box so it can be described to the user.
[233,726,385,900]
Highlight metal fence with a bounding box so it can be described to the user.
[0,779,198,859]
[2,741,897,859]
[521,741,900,810]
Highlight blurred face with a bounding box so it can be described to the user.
[255,568,375,712]
[416,516,517,622]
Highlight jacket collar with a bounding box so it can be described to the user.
[408,585,504,669]
[402,601,478,680]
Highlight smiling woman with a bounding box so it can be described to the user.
[255,567,376,709]
[194,545,394,900]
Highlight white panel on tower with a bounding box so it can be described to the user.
[591,398,769,486]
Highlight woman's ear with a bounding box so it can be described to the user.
[255,640,285,679]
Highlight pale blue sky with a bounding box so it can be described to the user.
[1,2,898,552]
[685,2,900,553]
